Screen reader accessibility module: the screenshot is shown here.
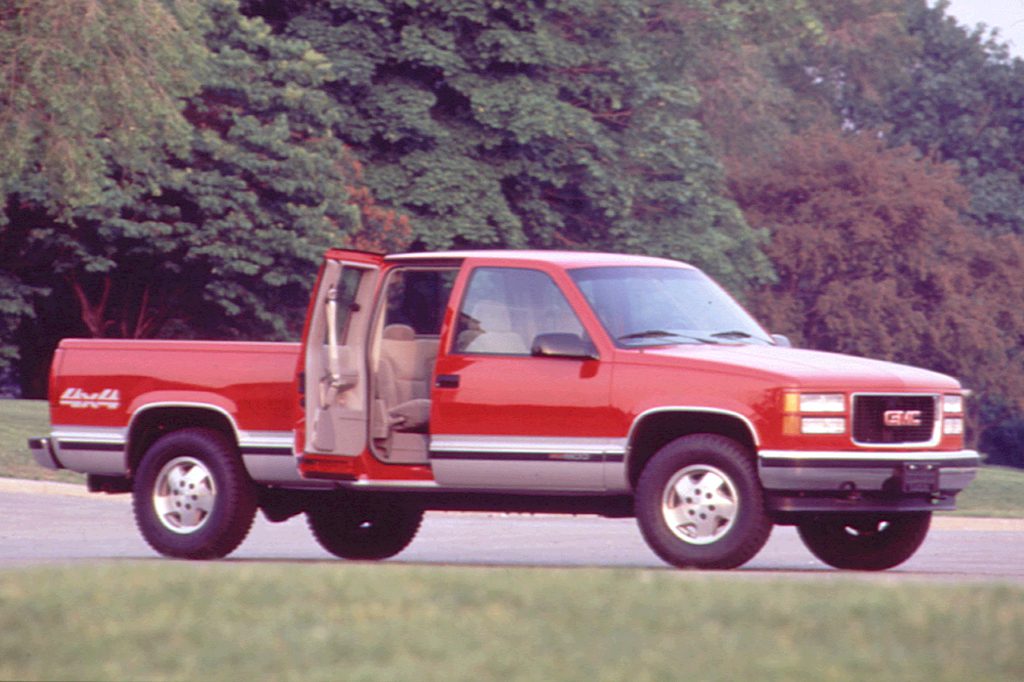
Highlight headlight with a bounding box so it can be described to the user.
[943,418,964,435]
[800,417,847,435]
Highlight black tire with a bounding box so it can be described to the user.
[307,495,423,560]
[635,434,772,569]
[797,512,932,571]
[132,428,257,560]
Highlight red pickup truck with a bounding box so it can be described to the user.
[29,249,979,570]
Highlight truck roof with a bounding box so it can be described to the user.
[385,249,695,270]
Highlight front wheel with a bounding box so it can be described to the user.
[307,495,423,560]
[133,428,257,560]
[797,512,931,571]
[635,434,772,569]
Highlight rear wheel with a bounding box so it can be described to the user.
[307,495,423,560]
[635,434,772,569]
[797,512,931,571]
[133,428,256,560]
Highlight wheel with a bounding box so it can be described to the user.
[133,428,257,560]
[797,512,931,571]
[307,495,423,560]
[635,434,772,569]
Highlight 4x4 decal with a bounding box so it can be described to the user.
[59,387,121,410]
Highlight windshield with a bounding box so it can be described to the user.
[569,266,772,347]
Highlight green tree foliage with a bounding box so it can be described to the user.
[685,0,828,160]
[979,416,1024,468]
[689,0,915,162]
[0,0,205,212]
[733,128,1024,438]
[1,0,359,395]
[246,0,772,290]
[812,1,1024,239]
[0,0,206,390]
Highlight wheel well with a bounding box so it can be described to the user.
[127,407,238,476]
[627,411,757,488]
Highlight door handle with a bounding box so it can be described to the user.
[435,374,460,389]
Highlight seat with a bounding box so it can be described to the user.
[377,324,436,433]
[463,301,528,355]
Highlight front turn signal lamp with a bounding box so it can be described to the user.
[782,392,846,413]
[783,392,847,436]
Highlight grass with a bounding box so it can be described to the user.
[950,465,1024,518]
[0,563,1021,681]
[1,399,1022,516]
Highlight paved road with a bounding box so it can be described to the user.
[2,480,1022,581]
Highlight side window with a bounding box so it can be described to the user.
[382,268,458,336]
[454,267,589,355]
[333,267,366,343]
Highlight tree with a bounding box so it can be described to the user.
[0,0,208,391]
[687,0,919,164]
[0,0,206,212]
[243,0,773,291]
[812,0,1024,238]
[2,0,361,396]
[732,128,1024,439]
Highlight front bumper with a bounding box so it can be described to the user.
[758,448,980,514]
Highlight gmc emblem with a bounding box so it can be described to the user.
[883,410,923,427]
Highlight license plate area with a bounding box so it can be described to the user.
[900,462,940,493]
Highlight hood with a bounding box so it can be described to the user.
[631,344,962,392]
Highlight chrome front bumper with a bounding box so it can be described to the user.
[758,449,980,513]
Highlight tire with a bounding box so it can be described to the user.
[307,495,423,560]
[635,434,772,569]
[797,512,932,571]
[133,428,257,560]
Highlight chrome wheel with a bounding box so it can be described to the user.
[152,456,217,534]
[661,464,739,545]
[637,434,770,569]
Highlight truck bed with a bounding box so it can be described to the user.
[42,339,301,479]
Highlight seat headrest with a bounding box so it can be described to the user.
[382,324,416,341]
[471,301,514,332]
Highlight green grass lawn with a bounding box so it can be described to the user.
[950,464,1024,518]
[2,399,1022,516]
[0,563,1021,682]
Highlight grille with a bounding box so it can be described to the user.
[852,395,937,445]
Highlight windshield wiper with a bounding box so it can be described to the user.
[618,329,679,341]
[617,330,719,344]
[710,330,753,340]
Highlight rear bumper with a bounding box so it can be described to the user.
[28,437,62,471]
[758,448,980,514]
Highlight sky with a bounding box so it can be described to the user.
[942,0,1024,56]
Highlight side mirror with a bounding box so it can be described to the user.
[531,333,599,360]
[771,334,793,348]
